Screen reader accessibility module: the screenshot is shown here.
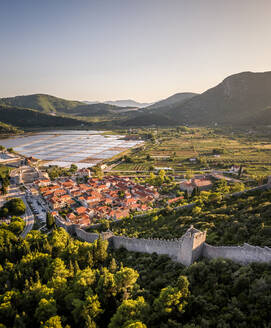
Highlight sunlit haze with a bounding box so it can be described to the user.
[0,0,270,102]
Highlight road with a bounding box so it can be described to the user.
[20,194,34,238]
[0,185,34,238]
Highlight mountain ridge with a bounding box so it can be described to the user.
[168,70,271,125]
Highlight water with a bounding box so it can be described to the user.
[0,131,143,168]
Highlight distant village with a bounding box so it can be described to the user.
[36,168,159,227]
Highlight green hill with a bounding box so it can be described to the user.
[0,104,89,129]
[0,94,132,117]
[0,94,83,114]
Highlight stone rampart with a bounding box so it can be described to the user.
[74,225,206,266]
[203,243,271,264]
[75,228,114,243]
[59,216,271,266]
[112,235,183,262]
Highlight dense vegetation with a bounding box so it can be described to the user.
[0,105,89,129]
[1,225,271,327]
[94,187,271,247]
[0,166,11,195]
[0,122,22,135]
[0,198,26,218]
[45,164,78,180]
[0,227,189,328]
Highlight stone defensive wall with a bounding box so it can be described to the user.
[72,225,271,267]
[75,228,113,243]
[203,243,271,264]
[74,225,207,266]
[111,235,183,262]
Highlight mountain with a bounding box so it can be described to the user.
[0,94,83,114]
[104,99,152,108]
[142,92,197,114]
[168,71,271,126]
[120,92,197,127]
[0,104,89,129]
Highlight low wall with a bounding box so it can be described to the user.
[203,243,271,264]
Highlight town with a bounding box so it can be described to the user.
[36,170,159,227]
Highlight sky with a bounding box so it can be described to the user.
[0,0,271,102]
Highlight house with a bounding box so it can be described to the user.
[75,206,87,215]
[109,208,130,220]
[35,179,51,187]
[66,213,77,222]
[77,168,91,178]
[168,196,184,204]
[77,214,91,226]
[180,178,212,194]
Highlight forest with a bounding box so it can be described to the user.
[1,222,271,328]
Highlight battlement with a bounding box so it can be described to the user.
[74,225,206,266]
[203,242,271,264]
[58,222,271,267]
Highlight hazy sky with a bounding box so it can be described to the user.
[0,0,270,102]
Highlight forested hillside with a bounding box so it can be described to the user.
[1,224,271,327]
[0,105,89,129]
[0,94,83,114]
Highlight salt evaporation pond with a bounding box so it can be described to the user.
[0,130,143,168]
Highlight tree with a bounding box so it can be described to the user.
[95,268,117,304]
[41,316,63,328]
[4,198,26,216]
[109,297,149,328]
[34,298,57,324]
[45,258,69,281]
[92,237,108,264]
[153,283,189,317]
[46,213,55,229]
[69,164,78,174]
[71,290,102,328]
[114,267,139,299]
[91,165,104,179]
